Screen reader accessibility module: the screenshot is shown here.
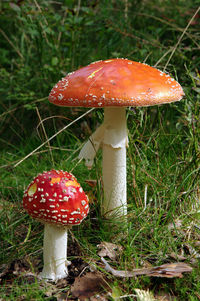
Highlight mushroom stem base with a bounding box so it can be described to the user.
[102,143,127,216]
[40,223,68,282]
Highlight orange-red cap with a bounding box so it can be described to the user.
[48,58,184,107]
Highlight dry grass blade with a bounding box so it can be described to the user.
[138,12,200,47]
[0,28,23,59]
[14,108,95,167]
[33,0,50,45]
[35,107,54,165]
[164,6,200,71]
[106,20,163,48]
[0,97,47,119]
[36,115,71,129]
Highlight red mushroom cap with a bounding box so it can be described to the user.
[48,58,184,108]
[23,170,89,226]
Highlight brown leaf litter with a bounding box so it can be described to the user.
[97,241,123,260]
[70,271,110,301]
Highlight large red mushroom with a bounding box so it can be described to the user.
[23,170,89,281]
[48,58,184,217]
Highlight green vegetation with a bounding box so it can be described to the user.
[0,0,199,300]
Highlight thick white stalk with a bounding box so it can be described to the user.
[102,107,128,217]
[79,107,128,217]
[40,223,68,281]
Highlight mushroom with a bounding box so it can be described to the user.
[23,169,89,281]
[48,58,184,217]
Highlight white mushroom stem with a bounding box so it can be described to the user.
[40,223,69,281]
[79,107,128,217]
[102,107,128,216]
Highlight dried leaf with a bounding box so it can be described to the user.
[101,257,192,278]
[85,179,97,187]
[71,272,109,301]
[97,242,123,260]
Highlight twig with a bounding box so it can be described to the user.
[101,257,193,278]
[101,257,136,277]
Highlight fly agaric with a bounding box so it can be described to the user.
[48,58,184,217]
[23,170,89,281]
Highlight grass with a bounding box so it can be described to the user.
[0,0,200,300]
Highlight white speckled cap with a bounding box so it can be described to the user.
[48,58,184,107]
[23,170,89,226]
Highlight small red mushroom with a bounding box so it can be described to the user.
[23,170,89,281]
